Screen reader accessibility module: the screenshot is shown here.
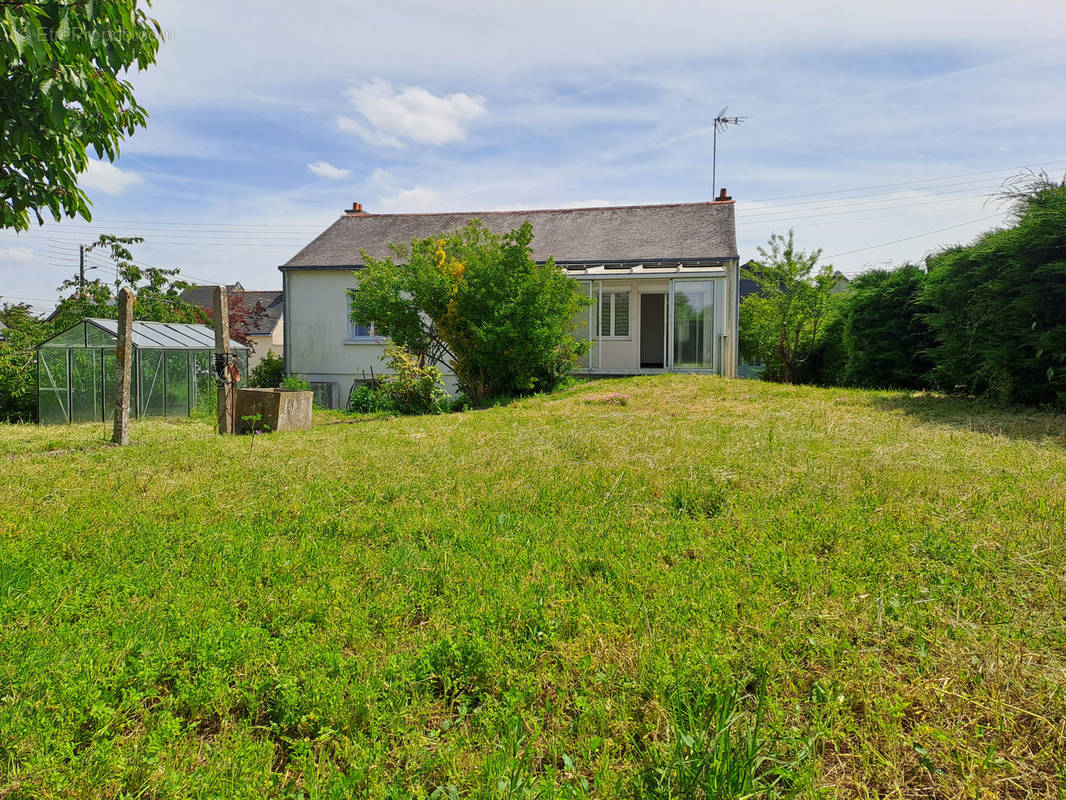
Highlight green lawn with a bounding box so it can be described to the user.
[1,375,1064,798]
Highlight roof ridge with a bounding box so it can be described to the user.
[340,200,731,219]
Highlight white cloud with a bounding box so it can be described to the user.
[307,161,351,179]
[338,79,487,147]
[80,159,143,196]
[376,186,447,213]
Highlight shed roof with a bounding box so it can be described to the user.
[280,201,738,271]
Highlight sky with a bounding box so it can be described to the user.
[3,0,1066,314]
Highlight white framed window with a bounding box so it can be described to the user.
[346,295,379,342]
[599,290,630,338]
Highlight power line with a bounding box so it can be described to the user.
[742,158,1066,205]
[823,214,1003,260]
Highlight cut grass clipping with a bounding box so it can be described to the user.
[1,374,1065,798]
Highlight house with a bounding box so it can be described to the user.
[179,283,284,372]
[279,194,740,408]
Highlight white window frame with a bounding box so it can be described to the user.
[599,289,631,339]
[346,293,382,343]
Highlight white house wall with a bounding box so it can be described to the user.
[284,269,388,407]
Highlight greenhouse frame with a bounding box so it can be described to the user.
[37,318,248,425]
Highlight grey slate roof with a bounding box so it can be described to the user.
[179,285,283,337]
[280,201,738,270]
[178,283,244,308]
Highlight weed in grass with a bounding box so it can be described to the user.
[666,477,728,519]
[635,677,806,799]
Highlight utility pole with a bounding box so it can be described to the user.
[213,285,234,435]
[712,107,746,199]
[112,287,134,445]
[79,244,85,297]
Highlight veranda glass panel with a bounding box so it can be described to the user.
[165,351,190,416]
[70,349,103,422]
[193,352,214,416]
[672,281,715,370]
[38,349,69,424]
[139,349,166,417]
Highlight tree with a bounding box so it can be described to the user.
[1,1,163,230]
[349,220,590,403]
[201,293,266,349]
[49,234,199,329]
[739,230,838,383]
[922,172,1066,406]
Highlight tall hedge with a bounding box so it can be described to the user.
[824,264,934,389]
[921,176,1066,406]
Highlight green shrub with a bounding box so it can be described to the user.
[818,264,934,389]
[281,376,310,392]
[248,350,284,388]
[349,344,448,415]
[0,304,51,422]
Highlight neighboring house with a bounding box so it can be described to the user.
[179,283,284,372]
[279,195,740,408]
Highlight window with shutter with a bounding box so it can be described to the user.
[614,291,630,336]
[599,291,631,337]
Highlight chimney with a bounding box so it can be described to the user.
[716,188,732,202]
[345,201,369,215]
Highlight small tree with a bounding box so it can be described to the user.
[349,220,589,403]
[50,234,199,328]
[739,230,838,383]
[248,350,284,388]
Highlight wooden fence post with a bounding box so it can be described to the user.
[213,286,234,435]
[112,287,134,445]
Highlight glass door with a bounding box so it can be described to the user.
[670,280,716,371]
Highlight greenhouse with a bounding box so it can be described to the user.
[37,318,248,425]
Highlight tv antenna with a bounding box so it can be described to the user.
[712,107,746,198]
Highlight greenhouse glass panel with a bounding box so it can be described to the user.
[70,349,103,422]
[39,349,70,424]
[139,349,166,417]
[85,324,117,347]
[40,323,86,348]
[102,351,118,420]
[165,351,190,416]
[236,350,248,387]
[193,351,214,416]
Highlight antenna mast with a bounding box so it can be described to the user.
[712,107,746,198]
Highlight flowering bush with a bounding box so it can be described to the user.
[350,344,449,415]
[348,221,590,404]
